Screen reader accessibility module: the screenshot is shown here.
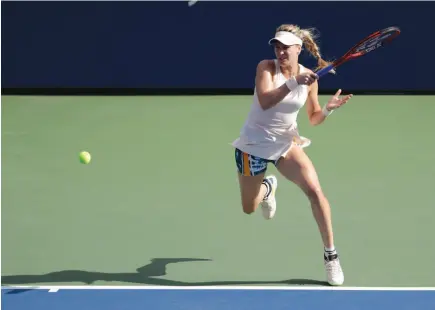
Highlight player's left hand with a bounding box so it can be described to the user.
[325,89,353,111]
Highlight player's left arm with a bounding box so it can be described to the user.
[306,80,326,126]
[306,80,353,126]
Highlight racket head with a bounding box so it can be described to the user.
[316,26,401,77]
[345,26,401,59]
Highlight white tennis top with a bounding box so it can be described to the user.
[232,60,310,160]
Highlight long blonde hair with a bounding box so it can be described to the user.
[276,24,335,74]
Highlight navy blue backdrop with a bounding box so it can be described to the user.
[2,1,434,91]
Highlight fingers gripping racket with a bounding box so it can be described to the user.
[315,26,401,78]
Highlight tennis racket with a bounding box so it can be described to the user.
[316,26,401,78]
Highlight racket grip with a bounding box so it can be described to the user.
[316,64,335,78]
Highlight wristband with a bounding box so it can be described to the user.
[322,104,334,117]
[285,77,298,91]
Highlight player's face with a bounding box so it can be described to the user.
[274,42,301,66]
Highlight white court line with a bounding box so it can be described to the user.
[3,285,435,292]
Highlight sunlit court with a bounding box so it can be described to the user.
[2,1,435,310]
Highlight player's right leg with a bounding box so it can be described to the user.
[235,148,278,219]
[275,145,343,286]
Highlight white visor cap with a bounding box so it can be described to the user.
[268,31,303,46]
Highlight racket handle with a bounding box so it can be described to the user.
[316,64,335,78]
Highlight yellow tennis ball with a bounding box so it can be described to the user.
[79,151,91,164]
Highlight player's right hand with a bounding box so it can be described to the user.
[296,71,318,86]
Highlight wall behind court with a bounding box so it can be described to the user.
[2,1,434,92]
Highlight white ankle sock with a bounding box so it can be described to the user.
[324,246,337,255]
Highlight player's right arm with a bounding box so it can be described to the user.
[255,60,318,110]
[255,60,292,110]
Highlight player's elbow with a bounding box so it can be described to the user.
[308,114,321,126]
[259,102,270,111]
[258,97,272,111]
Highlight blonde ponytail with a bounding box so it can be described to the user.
[276,24,335,74]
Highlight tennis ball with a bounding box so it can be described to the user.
[79,151,91,164]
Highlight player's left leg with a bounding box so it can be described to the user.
[234,148,278,219]
[275,145,344,286]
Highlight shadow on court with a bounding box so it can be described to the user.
[2,258,328,289]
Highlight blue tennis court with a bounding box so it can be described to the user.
[2,287,435,310]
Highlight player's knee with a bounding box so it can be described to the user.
[242,202,256,215]
[241,196,260,214]
[306,187,325,205]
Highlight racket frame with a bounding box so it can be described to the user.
[315,26,401,78]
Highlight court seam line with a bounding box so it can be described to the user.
[3,285,435,291]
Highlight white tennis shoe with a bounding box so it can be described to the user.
[324,253,344,286]
[260,175,278,219]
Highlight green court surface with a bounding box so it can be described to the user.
[2,95,435,288]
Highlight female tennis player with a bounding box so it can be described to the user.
[232,24,353,286]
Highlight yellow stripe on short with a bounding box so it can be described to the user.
[243,152,251,176]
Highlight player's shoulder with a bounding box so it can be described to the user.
[256,59,276,73]
[299,63,312,73]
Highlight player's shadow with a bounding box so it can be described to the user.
[2,257,328,288]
